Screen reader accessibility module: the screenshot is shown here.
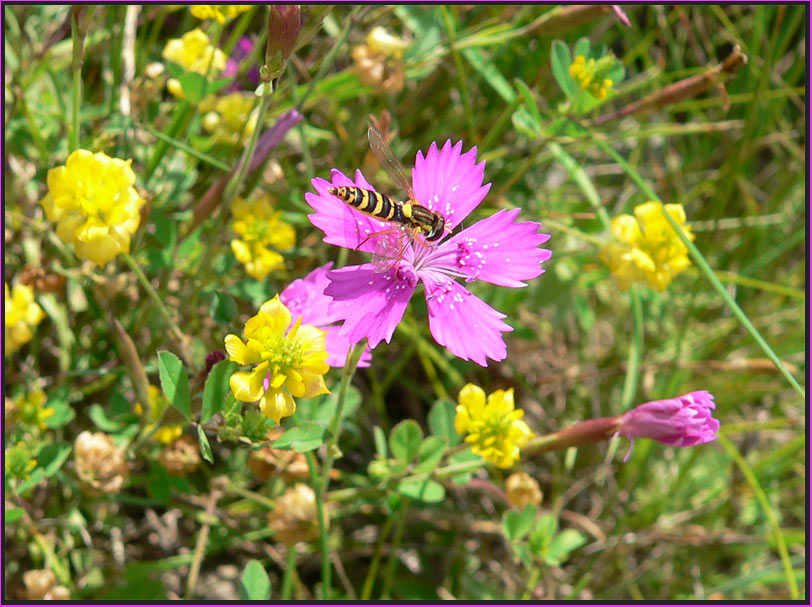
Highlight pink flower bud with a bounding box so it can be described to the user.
[618,391,719,461]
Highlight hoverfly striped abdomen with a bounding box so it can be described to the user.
[328,186,404,223]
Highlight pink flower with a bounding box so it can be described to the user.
[617,391,719,461]
[280,263,371,368]
[305,139,551,366]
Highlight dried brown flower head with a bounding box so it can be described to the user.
[158,435,201,477]
[248,428,309,482]
[505,471,542,509]
[268,483,323,545]
[74,431,129,497]
[23,569,70,600]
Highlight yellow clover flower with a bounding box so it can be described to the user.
[135,385,184,445]
[201,92,259,146]
[231,194,296,280]
[455,384,534,469]
[602,201,694,292]
[14,388,54,430]
[39,150,143,267]
[225,295,329,424]
[5,283,45,356]
[162,28,227,99]
[569,54,614,100]
[190,5,252,24]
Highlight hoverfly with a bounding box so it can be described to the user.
[328,126,447,271]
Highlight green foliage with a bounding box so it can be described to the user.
[3,4,804,601]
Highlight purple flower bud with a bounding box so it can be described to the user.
[618,391,719,461]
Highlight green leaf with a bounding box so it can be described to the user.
[512,107,542,139]
[397,478,445,503]
[88,404,126,433]
[16,468,45,495]
[5,508,24,523]
[37,442,72,478]
[176,73,231,104]
[574,37,591,58]
[158,351,191,419]
[239,560,271,600]
[390,420,423,463]
[427,399,460,446]
[197,426,214,464]
[45,397,75,428]
[202,360,238,423]
[462,47,516,103]
[514,78,543,131]
[273,422,326,452]
[503,504,536,541]
[414,436,447,474]
[210,291,238,327]
[550,40,574,97]
[544,529,587,566]
[373,425,388,458]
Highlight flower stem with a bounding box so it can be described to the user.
[523,416,621,455]
[359,516,393,600]
[381,499,409,599]
[280,545,297,599]
[69,7,85,152]
[120,252,191,365]
[306,450,331,599]
[222,79,274,206]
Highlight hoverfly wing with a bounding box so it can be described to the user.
[370,225,410,274]
[367,126,416,202]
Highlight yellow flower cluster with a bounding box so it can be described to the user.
[135,385,184,444]
[5,283,45,356]
[569,55,614,100]
[231,195,296,280]
[602,201,694,291]
[201,92,258,146]
[225,295,329,424]
[12,388,54,430]
[455,384,534,469]
[162,28,227,99]
[40,150,143,267]
[190,5,252,24]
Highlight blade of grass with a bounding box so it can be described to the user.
[717,435,799,599]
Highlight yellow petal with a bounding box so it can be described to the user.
[224,334,250,364]
[458,384,485,412]
[229,370,265,402]
[300,372,330,399]
[259,389,296,424]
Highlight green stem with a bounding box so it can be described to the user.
[359,516,393,600]
[323,342,367,492]
[620,287,643,409]
[120,252,190,365]
[591,135,805,398]
[145,101,192,182]
[306,450,331,599]
[521,564,542,600]
[69,9,84,152]
[280,545,297,599]
[441,6,476,141]
[547,142,611,230]
[381,499,409,599]
[717,436,799,599]
[222,79,274,207]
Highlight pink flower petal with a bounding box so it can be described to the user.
[421,271,512,366]
[280,263,334,327]
[445,209,552,287]
[306,169,393,252]
[412,140,491,231]
[323,324,372,368]
[326,263,417,349]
